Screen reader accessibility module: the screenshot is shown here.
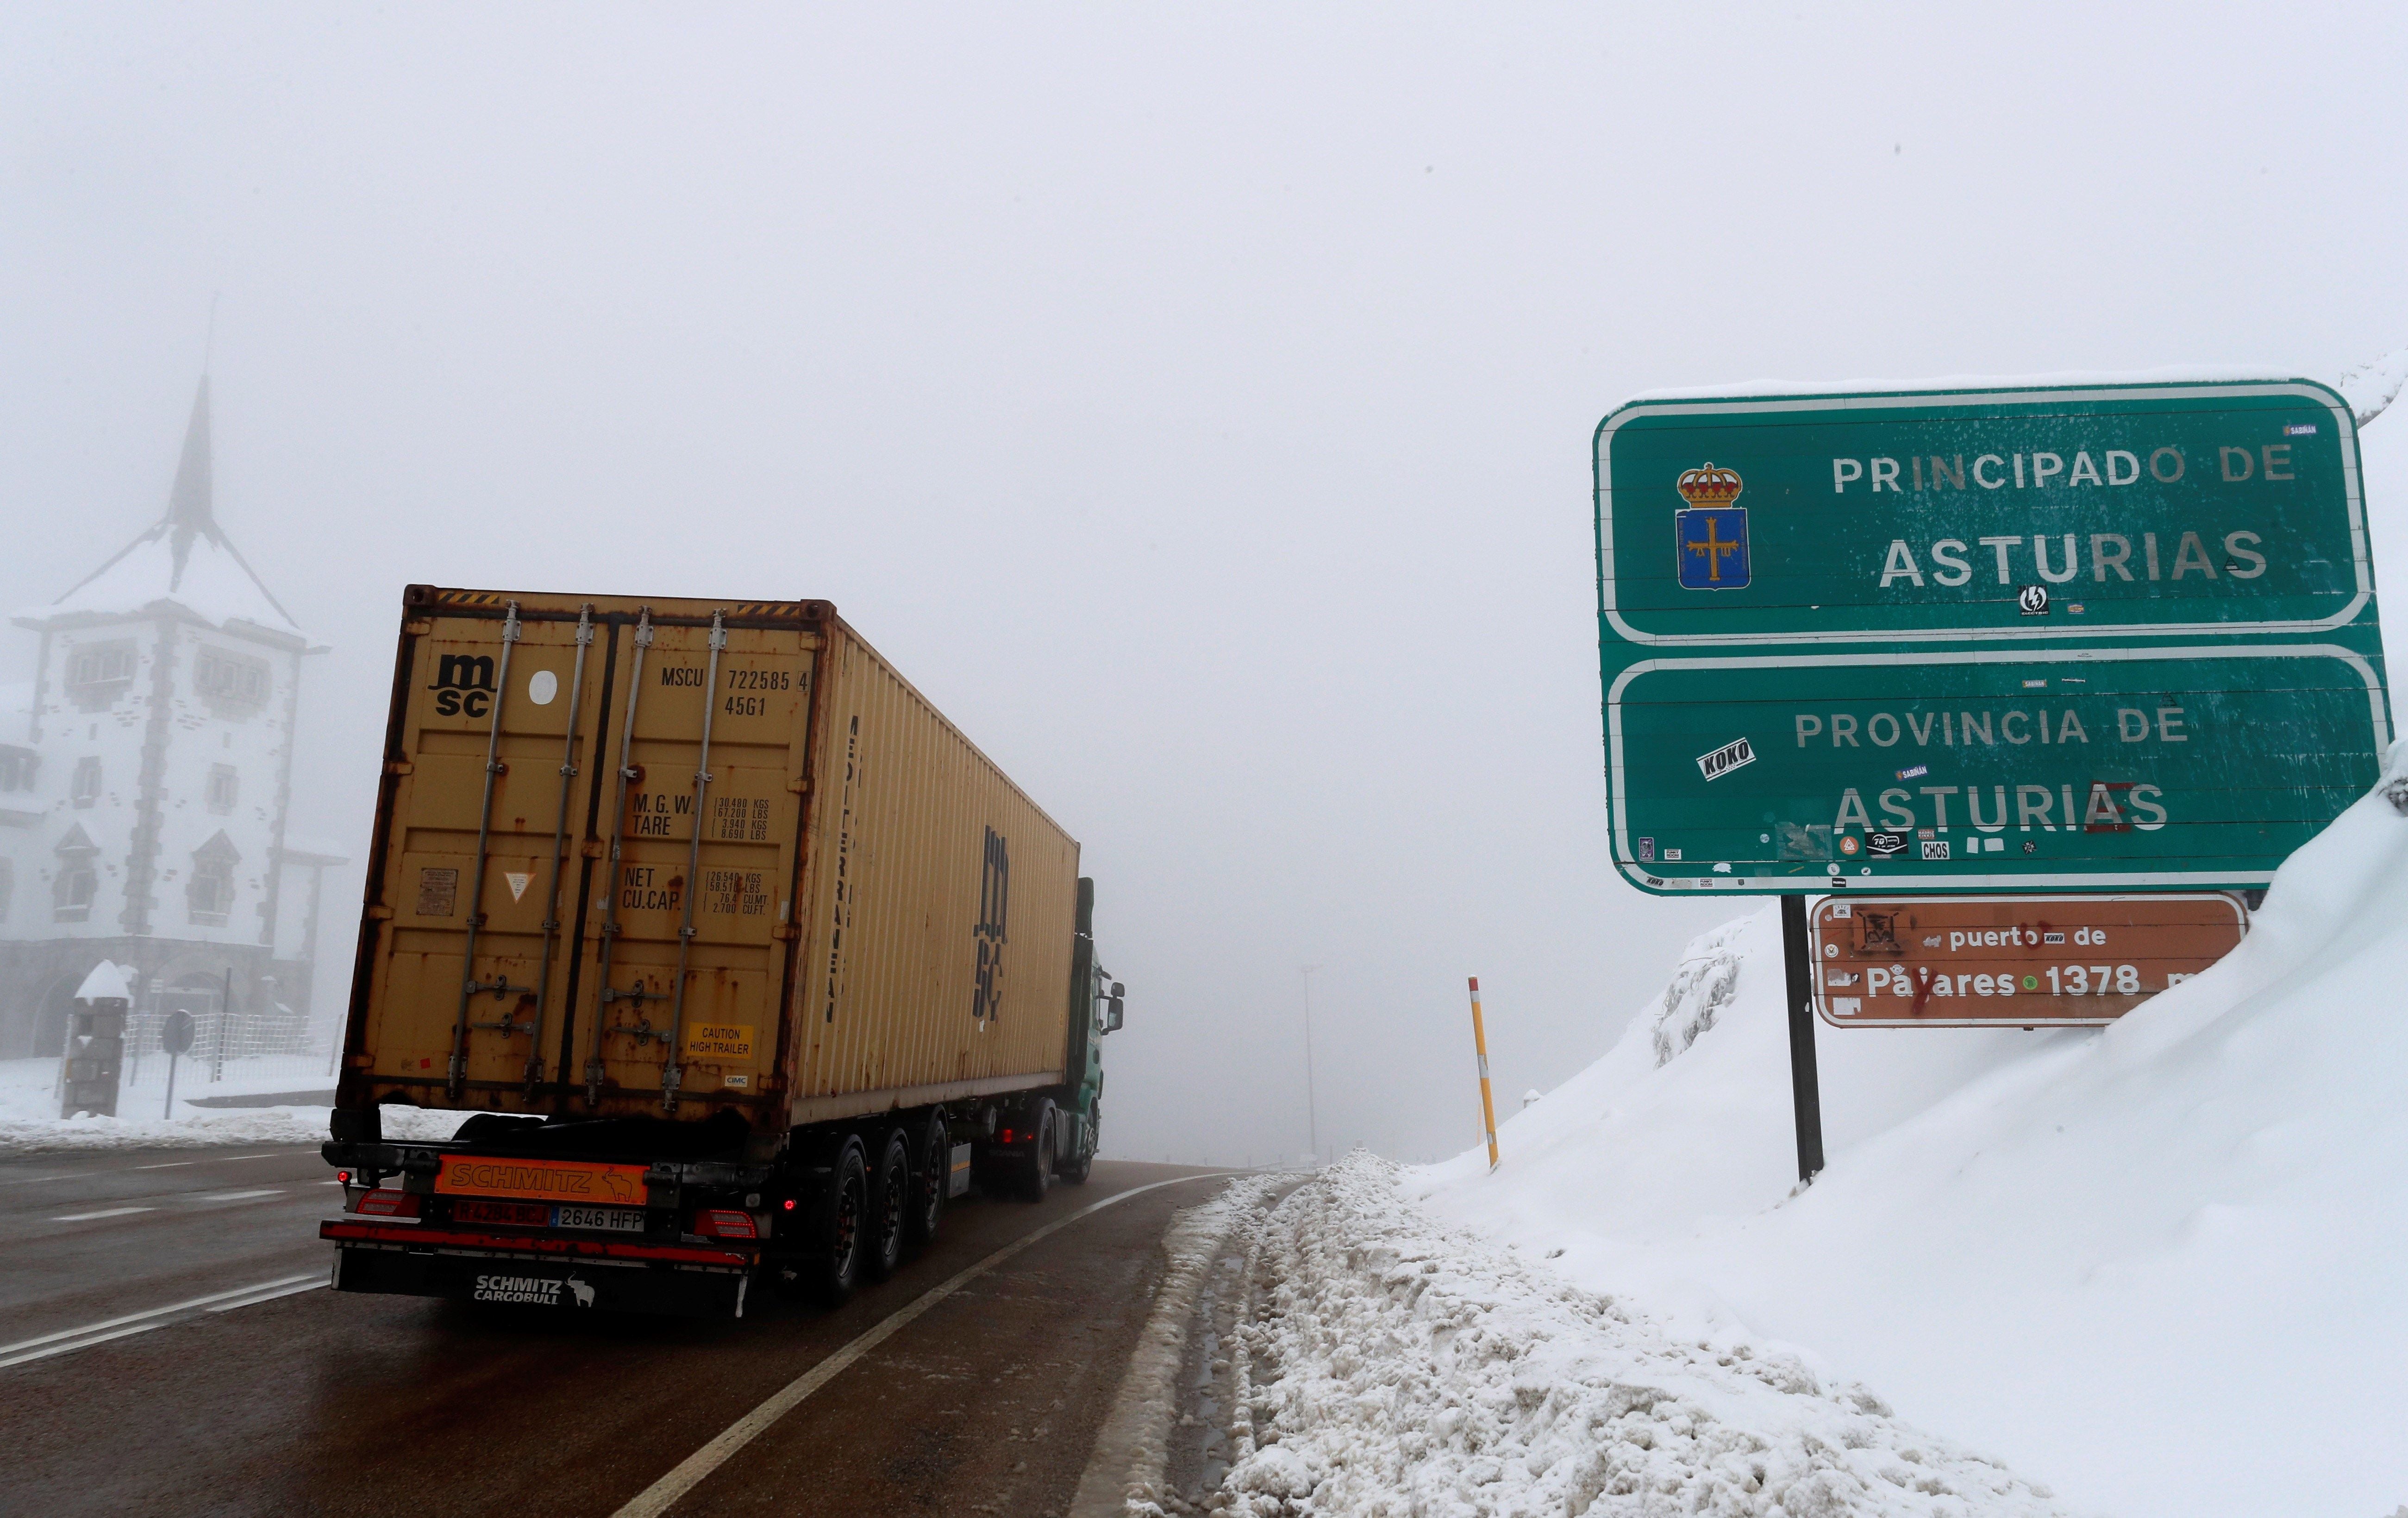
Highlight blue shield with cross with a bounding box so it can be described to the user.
[1675,506,1749,590]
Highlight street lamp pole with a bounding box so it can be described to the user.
[1301,965,1320,1164]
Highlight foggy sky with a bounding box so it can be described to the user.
[5,6,2406,1165]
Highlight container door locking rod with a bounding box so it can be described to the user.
[447,602,520,1101]
[585,608,653,1107]
[521,604,593,1092]
[660,610,726,1113]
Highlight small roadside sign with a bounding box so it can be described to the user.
[1807,894,2248,1027]
[161,1009,195,1056]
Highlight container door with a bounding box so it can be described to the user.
[371,603,614,1105]
[576,614,813,1114]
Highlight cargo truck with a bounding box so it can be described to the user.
[320,587,1124,1317]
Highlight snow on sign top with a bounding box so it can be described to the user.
[73,961,134,1003]
[1592,374,2392,896]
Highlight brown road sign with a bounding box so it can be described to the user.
[1808,893,2247,1028]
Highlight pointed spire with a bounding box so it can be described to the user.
[164,376,213,585]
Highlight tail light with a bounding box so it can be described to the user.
[694,1209,759,1240]
[999,1128,1015,1145]
[355,1189,420,1218]
[334,1169,352,1186]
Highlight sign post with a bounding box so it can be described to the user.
[1594,376,2390,1184]
[160,1008,195,1121]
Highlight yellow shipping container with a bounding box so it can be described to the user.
[339,586,1082,1147]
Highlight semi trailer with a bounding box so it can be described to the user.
[319,586,1124,1317]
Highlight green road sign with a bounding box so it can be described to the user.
[1598,379,2373,646]
[1594,378,2391,895]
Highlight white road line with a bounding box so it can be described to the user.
[610,1173,1234,1518]
[133,1161,195,1171]
[0,1272,321,1369]
[0,1175,73,1188]
[205,1279,324,1313]
[195,1189,283,1203]
[50,1207,156,1223]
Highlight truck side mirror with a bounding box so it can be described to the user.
[1105,984,1125,1033]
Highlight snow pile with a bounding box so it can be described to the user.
[1206,1154,2063,1517]
[2341,346,2408,426]
[1409,745,2408,1517]
[0,1056,466,1153]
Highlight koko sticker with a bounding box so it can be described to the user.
[1695,737,1756,782]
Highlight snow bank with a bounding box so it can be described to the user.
[1408,746,2408,1518]
[1208,1155,2063,1516]
[0,1057,465,1154]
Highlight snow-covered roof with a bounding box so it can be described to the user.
[15,378,305,643]
[276,834,352,866]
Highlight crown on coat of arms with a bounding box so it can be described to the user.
[1675,462,1744,508]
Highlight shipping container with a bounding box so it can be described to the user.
[322,586,1126,1316]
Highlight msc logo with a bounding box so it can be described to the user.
[429,652,496,718]
[970,827,1010,1026]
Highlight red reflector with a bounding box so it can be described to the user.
[694,1209,759,1240]
[335,1170,351,1185]
[356,1188,420,1218]
[999,1129,1014,1144]
[781,1198,796,1211]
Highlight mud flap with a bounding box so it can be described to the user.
[332,1247,749,1318]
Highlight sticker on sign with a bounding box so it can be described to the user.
[1695,737,1755,781]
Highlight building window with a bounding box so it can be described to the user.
[52,824,98,922]
[194,647,271,709]
[188,830,240,927]
[71,756,101,808]
[0,856,12,921]
[65,640,138,710]
[0,746,34,791]
[206,764,239,814]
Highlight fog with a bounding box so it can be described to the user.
[5,7,2405,1166]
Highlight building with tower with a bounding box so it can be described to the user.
[0,378,342,1061]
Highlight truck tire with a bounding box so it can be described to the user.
[867,1131,912,1281]
[1062,1101,1096,1185]
[1020,1101,1056,1202]
[813,1136,870,1305]
[906,1110,949,1246]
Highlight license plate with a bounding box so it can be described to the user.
[451,1198,645,1233]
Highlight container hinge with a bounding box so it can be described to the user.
[365,904,395,921]
[770,922,798,941]
[385,759,415,776]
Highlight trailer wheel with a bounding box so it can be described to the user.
[867,1131,911,1281]
[1021,1101,1056,1202]
[813,1136,870,1305]
[906,1111,949,1246]
[1062,1101,1096,1186]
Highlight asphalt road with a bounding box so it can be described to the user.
[0,1147,1229,1518]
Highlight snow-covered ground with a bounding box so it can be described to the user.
[1203,1155,2064,1517]
[0,1055,465,1153]
[1400,745,2408,1517]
